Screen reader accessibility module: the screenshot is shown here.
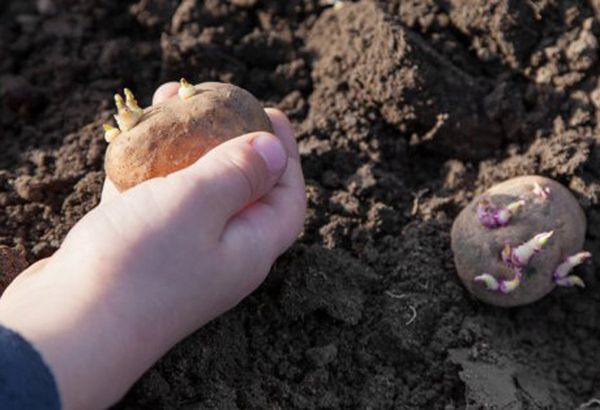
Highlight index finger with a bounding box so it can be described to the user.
[152,82,180,105]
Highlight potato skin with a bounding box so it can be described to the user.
[105,82,273,191]
[451,176,586,307]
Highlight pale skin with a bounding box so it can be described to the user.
[0,82,306,409]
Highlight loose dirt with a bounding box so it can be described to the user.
[1,1,599,408]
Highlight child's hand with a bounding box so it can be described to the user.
[0,82,306,410]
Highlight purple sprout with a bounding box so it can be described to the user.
[477,199,525,229]
[501,231,554,268]
[474,269,522,294]
[532,181,551,201]
[552,251,592,288]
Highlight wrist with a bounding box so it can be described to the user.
[0,252,154,409]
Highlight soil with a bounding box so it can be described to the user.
[1,0,599,408]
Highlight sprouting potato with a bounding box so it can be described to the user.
[451,175,591,307]
[104,81,272,192]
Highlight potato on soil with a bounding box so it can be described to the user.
[451,175,586,307]
[105,82,272,191]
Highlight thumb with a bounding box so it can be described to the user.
[158,131,289,234]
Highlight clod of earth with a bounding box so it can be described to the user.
[451,175,591,307]
[103,80,273,192]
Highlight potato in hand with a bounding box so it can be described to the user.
[104,80,272,192]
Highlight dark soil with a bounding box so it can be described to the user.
[1,0,599,408]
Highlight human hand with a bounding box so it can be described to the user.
[0,82,306,409]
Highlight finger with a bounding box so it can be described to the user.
[100,178,120,205]
[223,157,306,261]
[143,131,289,235]
[223,111,306,261]
[152,82,179,105]
[265,108,300,161]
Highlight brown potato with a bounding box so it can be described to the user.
[451,175,587,307]
[105,82,272,191]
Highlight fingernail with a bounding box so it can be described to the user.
[252,133,287,174]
